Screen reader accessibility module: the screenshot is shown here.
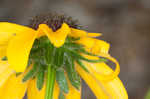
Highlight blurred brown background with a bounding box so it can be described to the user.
[0,0,150,99]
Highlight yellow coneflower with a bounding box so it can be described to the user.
[0,13,128,99]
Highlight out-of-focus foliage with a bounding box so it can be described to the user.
[145,89,150,99]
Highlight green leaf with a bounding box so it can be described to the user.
[22,64,37,82]
[145,89,150,99]
[56,69,69,93]
[59,91,65,99]
[36,67,45,90]
[65,54,81,90]
[76,59,89,73]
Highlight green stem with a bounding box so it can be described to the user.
[45,64,56,99]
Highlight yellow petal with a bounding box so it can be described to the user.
[27,79,59,99]
[82,54,120,81]
[76,64,128,99]
[37,27,46,38]
[7,29,37,72]
[76,64,109,99]
[39,23,70,47]
[65,78,81,99]
[76,38,110,55]
[84,38,119,81]
[0,22,35,43]
[91,39,110,55]
[95,62,128,98]
[76,37,95,49]
[87,33,102,37]
[0,22,36,58]
[69,28,87,38]
[0,73,28,99]
[0,61,14,87]
[0,44,7,58]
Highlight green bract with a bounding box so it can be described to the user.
[22,36,107,98]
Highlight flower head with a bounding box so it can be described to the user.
[0,13,128,99]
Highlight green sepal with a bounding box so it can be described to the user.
[45,44,54,64]
[22,64,37,82]
[79,48,97,56]
[59,91,65,99]
[56,49,64,67]
[66,37,80,42]
[70,50,107,63]
[54,48,64,67]
[36,67,45,90]
[56,69,69,93]
[76,59,89,73]
[64,43,83,50]
[65,55,81,90]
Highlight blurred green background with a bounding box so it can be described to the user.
[0,0,150,99]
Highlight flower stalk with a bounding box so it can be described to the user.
[45,64,56,99]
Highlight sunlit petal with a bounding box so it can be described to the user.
[76,63,128,99]
[0,22,35,43]
[87,33,102,37]
[69,28,87,38]
[0,44,7,58]
[7,30,37,72]
[27,79,59,99]
[82,54,120,81]
[0,61,14,87]
[39,23,70,47]
[91,39,110,55]
[95,62,128,98]
[76,64,109,99]
[76,37,95,49]
[0,73,28,99]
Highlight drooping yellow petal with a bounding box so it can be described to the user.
[76,63,128,99]
[65,78,81,99]
[0,73,28,99]
[76,64,109,99]
[39,23,70,47]
[78,37,119,81]
[7,29,37,72]
[93,62,128,98]
[0,22,35,43]
[87,33,102,37]
[0,61,14,87]
[77,36,128,98]
[27,79,59,99]
[76,37,110,55]
[69,28,87,38]
[82,54,120,81]
[91,39,110,54]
